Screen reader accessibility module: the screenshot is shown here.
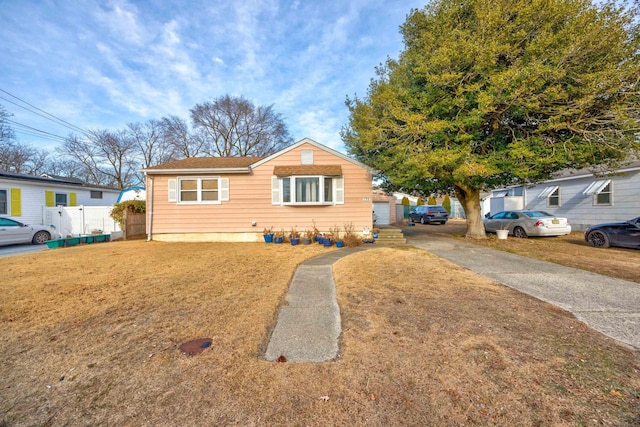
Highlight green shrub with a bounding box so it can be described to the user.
[427,195,437,205]
[442,194,451,214]
[416,197,424,206]
[401,196,410,206]
[110,200,146,228]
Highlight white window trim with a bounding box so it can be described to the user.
[547,187,560,207]
[172,176,229,205]
[272,175,344,206]
[593,181,613,206]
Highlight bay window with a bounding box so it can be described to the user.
[273,175,343,205]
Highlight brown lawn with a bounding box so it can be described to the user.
[0,239,638,426]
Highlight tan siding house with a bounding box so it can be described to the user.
[142,138,375,242]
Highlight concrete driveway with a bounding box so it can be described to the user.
[0,244,49,258]
[406,233,640,349]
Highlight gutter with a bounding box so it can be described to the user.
[146,173,154,241]
[142,167,252,174]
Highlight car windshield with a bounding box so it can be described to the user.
[523,211,552,218]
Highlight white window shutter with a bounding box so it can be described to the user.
[220,178,229,201]
[271,176,281,204]
[168,179,177,202]
[335,177,344,204]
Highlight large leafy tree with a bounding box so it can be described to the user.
[342,0,640,238]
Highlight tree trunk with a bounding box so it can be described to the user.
[454,185,486,239]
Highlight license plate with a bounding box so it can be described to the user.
[552,219,559,224]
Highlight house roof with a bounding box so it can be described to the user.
[141,138,377,175]
[0,170,120,191]
[273,165,342,176]
[143,157,262,173]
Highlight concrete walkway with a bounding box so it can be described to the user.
[265,247,369,362]
[265,235,639,363]
[407,235,640,349]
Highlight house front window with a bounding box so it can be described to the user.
[0,190,6,214]
[548,187,560,207]
[595,182,612,205]
[583,179,612,206]
[55,193,68,206]
[275,175,343,205]
[90,191,103,199]
[178,178,219,203]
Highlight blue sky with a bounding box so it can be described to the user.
[0,0,426,154]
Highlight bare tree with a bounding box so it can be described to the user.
[159,115,205,159]
[0,106,51,174]
[0,140,49,174]
[128,119,176,168]
[190,95,293,157]
[58,129,139,189]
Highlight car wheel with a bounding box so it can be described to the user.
[587,230,610,248]
[513,227,528,238]
[32,230,51,245]
[420,217,426,225]
[440,221,446,225]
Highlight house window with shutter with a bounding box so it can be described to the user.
[0,190,7,215]
[170,177,229,204]
[55,193,68,206]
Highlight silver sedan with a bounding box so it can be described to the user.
[0,217,55,246]
[483,210,571,238]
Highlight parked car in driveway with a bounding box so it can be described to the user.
[0,218,55,246]
[584,217,640,249]
[409,205,449,224]
[483,210,571,238]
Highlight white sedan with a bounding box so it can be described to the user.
[483,210,571,238]
[0,218,55,246]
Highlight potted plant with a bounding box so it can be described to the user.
[290,227,300,246]
[273,229,285,244]
[263,226,274,243]
[302,229,313,245]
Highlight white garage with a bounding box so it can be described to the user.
[373,201,391,225]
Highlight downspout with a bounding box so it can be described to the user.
[146,172,154,241]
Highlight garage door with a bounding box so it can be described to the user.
[373,202,390,225]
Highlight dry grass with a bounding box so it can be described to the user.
[1,240,639,426]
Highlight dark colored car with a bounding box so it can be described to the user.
[584,217,640,249]
[409,205,449,225]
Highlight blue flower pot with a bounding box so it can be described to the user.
[263,234,274,243]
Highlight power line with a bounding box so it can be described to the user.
[6,119,68,143]
[0,88,90,136]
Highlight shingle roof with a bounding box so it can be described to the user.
[145,157,262,170]
[273,165,343,176]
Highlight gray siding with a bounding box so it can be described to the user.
[524,169,640,231]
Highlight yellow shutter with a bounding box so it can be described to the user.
[45,191,54,207]
[10,188,21,216]
[70,192,77,206]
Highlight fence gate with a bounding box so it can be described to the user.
[123,211,146,240]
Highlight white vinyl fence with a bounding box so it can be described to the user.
[43,206,121,238]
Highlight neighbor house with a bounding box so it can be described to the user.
[141,138,376,242]
[484,162,640,231]
[0,171,120,226]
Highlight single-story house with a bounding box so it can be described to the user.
[0,171,120,226]
[117,186,146,203]
[485,162,640,231]
[141,138,376,242]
